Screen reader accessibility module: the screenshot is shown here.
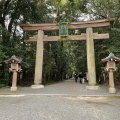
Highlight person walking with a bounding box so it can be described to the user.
[74,74,78,82]
[78,72,83,84]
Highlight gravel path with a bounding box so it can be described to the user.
[0,79,120,120]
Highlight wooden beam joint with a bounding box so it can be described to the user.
[24,33,109,42]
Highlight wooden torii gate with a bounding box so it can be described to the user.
[20,18,114,89]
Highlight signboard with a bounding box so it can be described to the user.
[59,22,68,37]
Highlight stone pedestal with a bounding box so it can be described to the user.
[31,84,44,89]
[109,87,116,94]
[108,69,116,93]
[11,87,17,91]
[86,85,100,90]
[109,69,114,87]
[11,71,17,91]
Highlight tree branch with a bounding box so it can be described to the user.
[8,1,19,33]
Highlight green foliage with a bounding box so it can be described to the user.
[0,84,4,88]
[45,0,87,22]
[1,0,120,87]
[88,0,120,19]
[0,45,7,62]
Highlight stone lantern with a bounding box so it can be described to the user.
[101,53,120,93]
[4,55,23,91]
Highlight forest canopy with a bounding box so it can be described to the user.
[0,0,120,86]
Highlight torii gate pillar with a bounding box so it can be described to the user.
[31,30,44,88]
[86,27,99,90]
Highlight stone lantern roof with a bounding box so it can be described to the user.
[4,55,23,64]
[101,53,120,63]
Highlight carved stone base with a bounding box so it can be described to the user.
[31,84,44,89]
[86,85,100,90]
[11,87,17,91]
[109,87,116,94]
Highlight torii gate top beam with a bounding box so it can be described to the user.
[20,18,114,31]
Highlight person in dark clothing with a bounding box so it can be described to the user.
[74,74,78,82]
[78,72,83,84]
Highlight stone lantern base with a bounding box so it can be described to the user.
[11,87,17,91]
[86,85,100,90]
[31,84,44,89]
[109,87,116,94]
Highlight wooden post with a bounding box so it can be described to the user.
[11,70,17,91]
[86,27,99,90]
[31,30,44,88]
[108,69,116,93]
